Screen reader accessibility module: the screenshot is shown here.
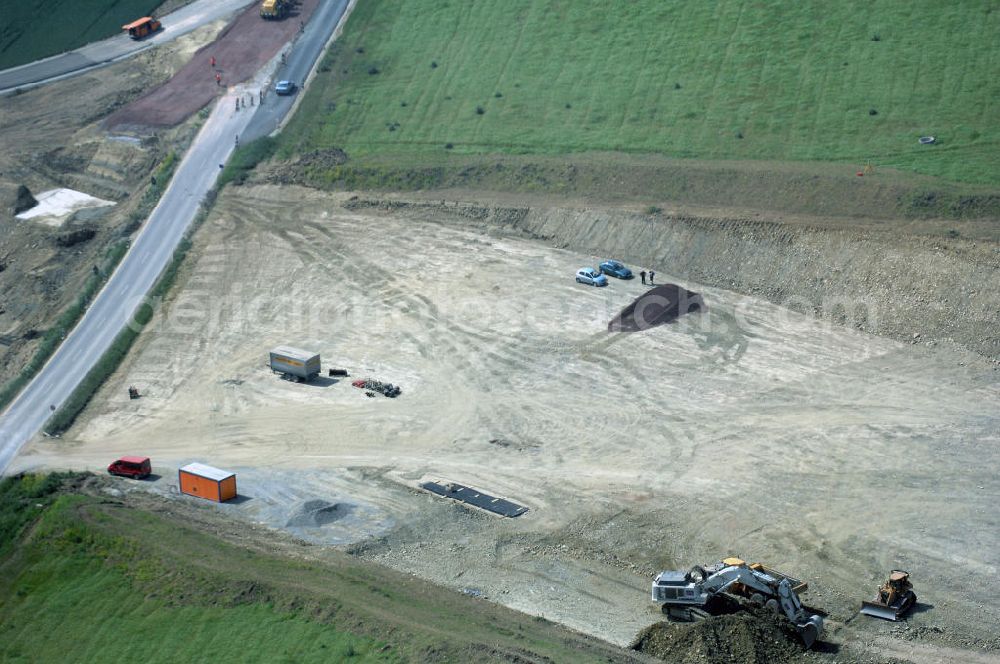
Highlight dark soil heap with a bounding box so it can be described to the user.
[631,609,803,664]
[609,283,703,333]
[13,184,38,214]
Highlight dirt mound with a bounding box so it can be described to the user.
[54,226,96,248]
[285,499,353,527]
[13,184,38,214]
[265,149,349,185]
[609,284,703,333]
[631,610,802,664]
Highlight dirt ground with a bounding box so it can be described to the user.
[0,21,230,387]
[14,184,999,662]
[106,0,319,129]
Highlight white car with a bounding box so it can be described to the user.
[575,267,608,287]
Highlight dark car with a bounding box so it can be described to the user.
[275,80,297,95]
[599,260,633,279]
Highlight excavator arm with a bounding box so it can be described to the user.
[652,562,824,648]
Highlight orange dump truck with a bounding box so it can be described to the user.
[178,462,237,502]
[122,17,162,39]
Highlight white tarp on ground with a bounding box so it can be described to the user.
[15,188,115,227]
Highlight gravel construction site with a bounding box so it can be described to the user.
[15,185,1000,663]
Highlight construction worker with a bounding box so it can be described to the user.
[640,270,646,285]
[649,270,655,285]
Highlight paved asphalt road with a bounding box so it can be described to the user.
[243,0,352,140]
[0,0,255,93]
[0,0,353,473]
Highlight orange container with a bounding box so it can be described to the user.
[178,463,237,502]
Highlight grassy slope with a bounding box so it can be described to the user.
[281,0,1000,185]
[0,476,631,663]
[0,0,162,70]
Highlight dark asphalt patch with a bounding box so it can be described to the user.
[421,481,528,517]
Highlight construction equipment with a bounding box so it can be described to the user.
[122,17,162,39]
[652,557,824,649]
[860,570,916,621]
[352,378,401,398]
[260,0,290,19]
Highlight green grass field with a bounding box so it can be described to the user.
[281,0,1000,184]
[0,0,163,70]
[0,475,626,663]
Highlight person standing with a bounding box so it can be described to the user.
[640,270,647,285]
[210,55,216,68]
[649,270,655,285]
[215,73,222,86]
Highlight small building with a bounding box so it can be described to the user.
[269,345,320,381]
[178,463,237,502]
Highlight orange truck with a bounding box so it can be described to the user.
[122,17,162,39]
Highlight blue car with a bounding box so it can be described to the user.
[576,267,608,287]
[599,260,633,279]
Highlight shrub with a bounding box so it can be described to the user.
[217,136,278,187]
[475,106,485,115]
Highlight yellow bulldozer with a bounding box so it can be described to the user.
[860,570,917,621]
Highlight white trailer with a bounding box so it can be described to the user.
[269,346,320,381]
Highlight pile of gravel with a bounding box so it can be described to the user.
[285,499,353,528]
[631,608,803,664]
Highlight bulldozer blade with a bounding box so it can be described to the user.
[860,600,902,621]
[796,615,823,649]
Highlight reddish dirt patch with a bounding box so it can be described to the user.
[106,0,319,129]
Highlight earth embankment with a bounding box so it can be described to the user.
[345,196,1000,360]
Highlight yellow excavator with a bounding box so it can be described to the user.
[860,570,916,621]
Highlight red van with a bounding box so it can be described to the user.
[107,456,151,479]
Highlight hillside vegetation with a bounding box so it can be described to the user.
[281,0,1000,185]
[0,0,162,70]
[0,475,634,663]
